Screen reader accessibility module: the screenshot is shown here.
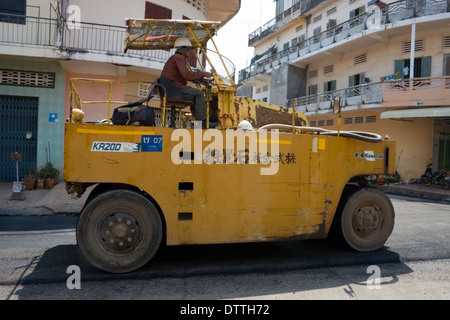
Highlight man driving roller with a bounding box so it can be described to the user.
[160,37,217,128]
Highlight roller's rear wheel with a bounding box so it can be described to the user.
[77,189,162,273]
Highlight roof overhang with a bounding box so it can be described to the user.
[380,107,450,119]
[206,0,241,26]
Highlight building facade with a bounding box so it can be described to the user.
[239,0,450,180]
[0,0,240,182]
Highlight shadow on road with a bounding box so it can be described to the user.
[15,239,413,299]
[0,216,77,232]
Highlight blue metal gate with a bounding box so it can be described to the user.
[0,95,38,182]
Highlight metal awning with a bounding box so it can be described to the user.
[380,107,450,119]
[124,19,220,52]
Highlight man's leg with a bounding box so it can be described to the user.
[182,87,206,121]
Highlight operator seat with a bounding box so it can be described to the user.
[156,78,194,128]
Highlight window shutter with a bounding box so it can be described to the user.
[331,80,336,91]
[145,2,172,19]
[349,75,355,87]
[421,56,431,77]
[394,60,404,77]
[444,54,450,76]
[359,73,366,84]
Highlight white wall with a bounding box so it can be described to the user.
[66,0,208,26]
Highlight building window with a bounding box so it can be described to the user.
[327,7,337,16]
[349,6,365,18]
[0,69,55,88]
[309,69,318,78]
[310,119,334,127]
[291,37,298,47]
[438,133,450,172]
[327,19,337,29]
[343,115,376,124]
[349,72,366,87]
[444,54,450,76]
[298,34,306,43]
[309,84,318,95]
[443,36,450,48]
[313,27,322,36]
[354,53,367,65]
[0,0,26,24]
[183,0,206,15]
[402,39,425,54]
[275,0,284,16]
[138,83,152,98]
[394,56,431,79]
[145,2,172,19]
[323,80,336,92]
[323,65,334,75]
[313,14,322,24]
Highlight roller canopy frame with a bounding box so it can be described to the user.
[124,19,221,52]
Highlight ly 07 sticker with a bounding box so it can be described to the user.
[141,135,163,152]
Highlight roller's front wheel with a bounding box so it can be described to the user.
[338,188,395,251]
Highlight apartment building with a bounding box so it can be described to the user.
[239,0,450,180]
[0,0,240,182]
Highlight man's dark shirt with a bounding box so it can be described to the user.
[161,52,207,89]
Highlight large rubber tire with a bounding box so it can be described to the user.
[338,188,395,252]
[76,189,162,273]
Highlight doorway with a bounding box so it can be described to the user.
[0,95,39,182]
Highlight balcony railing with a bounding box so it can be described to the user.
[239,0,450,83]
[0,13,172,63]
[290,82,384,113]
[62,21,172,63]
[248,0,326,46]
[0,13,58,47]
[289,76,450,113]
[0,14,236,80]
[382,76,450,107]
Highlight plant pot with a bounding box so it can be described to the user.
[36,178,45,190]
[24,179,36,190]
[45,178,55,189]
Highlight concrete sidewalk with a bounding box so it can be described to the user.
[383,183,450,203]
[0,180,449,216]
[0,181,90,215]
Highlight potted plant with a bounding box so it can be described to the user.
[23,169,37,190]
[39,161,59,189]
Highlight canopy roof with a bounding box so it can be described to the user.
[381,107,450,119]
[124,19,221,52]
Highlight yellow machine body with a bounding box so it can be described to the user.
[64,123,395,246]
